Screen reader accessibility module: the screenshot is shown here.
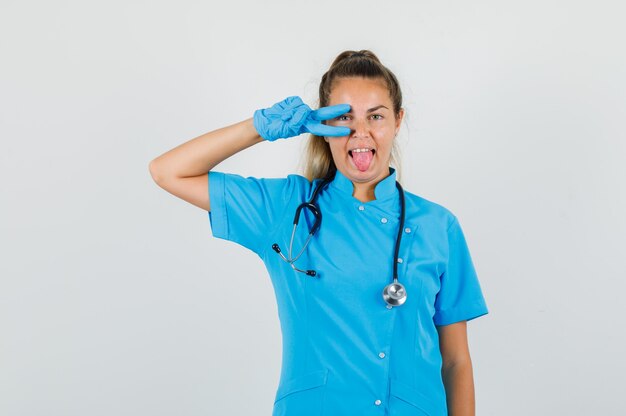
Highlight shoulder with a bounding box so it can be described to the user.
[285,173,313,188]
[209,171,314,204]
[214,171,311,190]
[402,188,458,230]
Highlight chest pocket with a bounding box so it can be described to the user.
[272,369,328,416]
[388,378,441,416]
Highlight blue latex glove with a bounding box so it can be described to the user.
[253,96,351,141]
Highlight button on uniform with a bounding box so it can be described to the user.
[358,205,365,211]
[374,399,382,406]
[381,218,388,224]
[378,352,386,358]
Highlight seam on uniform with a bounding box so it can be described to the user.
[259,176,300,260]
[434,300,488,326]
[445,214,458,233]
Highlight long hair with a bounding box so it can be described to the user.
[301,50,404,182]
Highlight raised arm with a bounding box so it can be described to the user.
[148,96,351,211]
[148,117,263,211]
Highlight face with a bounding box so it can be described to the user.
[324,76,404,190]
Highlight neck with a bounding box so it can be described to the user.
[352,183,376,202]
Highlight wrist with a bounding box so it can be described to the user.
[253,109,273,141]
[245,116,262,140]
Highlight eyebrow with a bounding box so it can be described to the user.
[345,105,389,113]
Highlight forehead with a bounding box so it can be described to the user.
[328,77,391,106]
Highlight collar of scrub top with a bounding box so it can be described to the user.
[328,166,399,202]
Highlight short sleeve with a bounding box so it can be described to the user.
[433,215,489,326]
[207,171,297,256]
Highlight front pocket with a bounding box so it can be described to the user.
[272,369,328,416]
[389,378,438,416]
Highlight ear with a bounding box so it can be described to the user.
[395,108,405,132]
[324,136,329,143]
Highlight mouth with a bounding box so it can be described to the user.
[348,147,376,172]
[348,148,376,157]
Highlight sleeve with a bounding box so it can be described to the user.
[207,171,297,256]
[433,215,489,326]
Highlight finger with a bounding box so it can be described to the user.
[289,105,310,126]
[272,96,303,114]
[310,104,351,121]
[283,95,304,109]
[307,123,351,137]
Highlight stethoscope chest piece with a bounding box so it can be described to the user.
[383,281,407,307]
[274,172,410,307]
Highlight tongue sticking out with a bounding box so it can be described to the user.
[352,150,374,172]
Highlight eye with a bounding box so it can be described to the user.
[371,114,383,120]
[336,115,350,121]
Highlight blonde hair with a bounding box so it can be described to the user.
[301,50,404,182]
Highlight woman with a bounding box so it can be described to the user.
[149,50,489,416]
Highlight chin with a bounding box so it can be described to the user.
[342,165,383,180]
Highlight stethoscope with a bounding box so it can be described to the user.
[271,170,408,307]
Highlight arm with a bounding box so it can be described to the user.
[148,97,351,211]
[148,117,264,211]
[437,321,476,416]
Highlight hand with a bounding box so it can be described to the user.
[253,96,351,141]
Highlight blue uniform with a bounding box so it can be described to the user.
[207,166,488,416]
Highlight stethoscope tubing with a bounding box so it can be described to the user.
[393,180,405,284]
[272,171,407,306]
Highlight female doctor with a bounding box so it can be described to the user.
[149,50,489,416]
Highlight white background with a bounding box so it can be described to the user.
[1,0,625,415]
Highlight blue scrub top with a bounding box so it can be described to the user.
[208,166,488,416]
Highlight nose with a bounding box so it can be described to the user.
[350,117,370,138]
